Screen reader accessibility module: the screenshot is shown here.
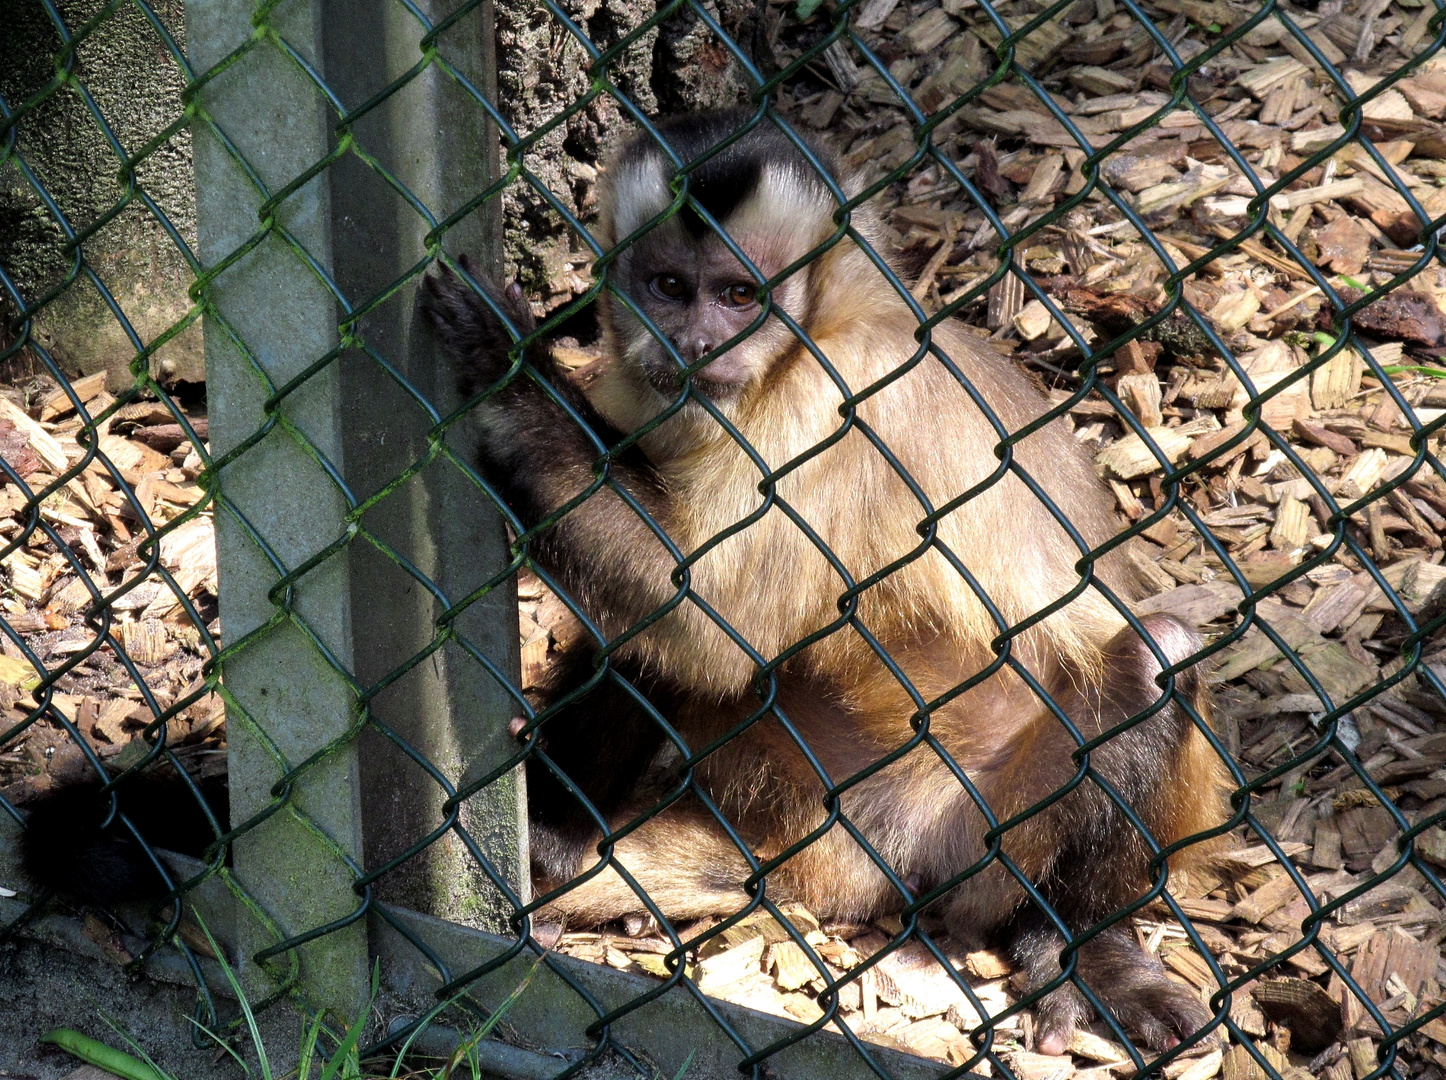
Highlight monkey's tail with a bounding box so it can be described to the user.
[19,771,229,907]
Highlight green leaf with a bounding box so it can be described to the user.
[797,0,825,18]
[99,1016,181,1080]
[392,953,549,1077]
[298,1011,327,1080]
[1381,364,1446,378]
[38,1030,166,1080]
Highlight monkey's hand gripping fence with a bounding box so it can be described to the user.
[0,0,1444,1078]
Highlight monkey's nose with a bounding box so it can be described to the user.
[670,337,714,363]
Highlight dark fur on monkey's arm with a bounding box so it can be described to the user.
[421,258,683,630]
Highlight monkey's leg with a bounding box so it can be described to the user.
[525,649,673,886]
[535,691,864,927]
[961,614,1228,1054]
[537,798,755,925]
[526,676,670,884]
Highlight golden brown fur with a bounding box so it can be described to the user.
[422,109,1230,1054]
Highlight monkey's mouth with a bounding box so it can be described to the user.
[641,357,750,400]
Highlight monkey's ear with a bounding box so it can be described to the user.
[422,256,537,395]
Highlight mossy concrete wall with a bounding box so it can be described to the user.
[0,0,204,388]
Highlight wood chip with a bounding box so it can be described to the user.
[1014,299,1055,341]
[769,940,820,992]
[1222,1043,1288,1080]
[1272,177,1366,212]
[1066,1030,1128,1063]
[1348,1038,1379,1079]
[1238,58,1309,99]
[1340,447,1389,496]
[0,398,69,474]
[898,8,958,53]
[695,934,765,993]
[1252,977,1344,1052]
[1004,1050,1074,1080]
[1348,926,1436,1005]
[1232,872,1304,924]
[121,618,171,666]
[964,949,1011,979]
[1269,496,1311,552]
[1117,373,1164,427]
[1313,214,1373,275]
[39,372,107,422]
[1175,1048,1224,1080]
[1097,416,1221,480]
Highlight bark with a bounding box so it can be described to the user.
[492,0,769,307]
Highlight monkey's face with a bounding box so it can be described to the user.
[607,221,811,398]
[598,148,835,402]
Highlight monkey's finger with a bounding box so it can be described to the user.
[1033,985,1092,1056]
[422,259,459,305]
[422,261,488,317]
[504,282,537,333]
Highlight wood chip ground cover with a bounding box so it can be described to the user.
[0,379,221,815]
[5,0,1446,1070]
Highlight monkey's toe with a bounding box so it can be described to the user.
[1033,983,1091,1056]
[1092,973,1215,1051]
[1019,923,1216,1055]
[1036,1032,1070,1057]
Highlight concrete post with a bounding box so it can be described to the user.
[318,0,527,932]
[190,0,371,1018]
[191,0,521,1018]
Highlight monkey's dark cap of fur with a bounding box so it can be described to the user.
[634,109,840,238]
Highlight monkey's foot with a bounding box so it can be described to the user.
[534,803,754,927]
[1016,924,1215,1055]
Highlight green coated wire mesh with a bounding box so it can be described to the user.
[2,0,1446,1077]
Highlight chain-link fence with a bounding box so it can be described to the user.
[2,0,1446,1077]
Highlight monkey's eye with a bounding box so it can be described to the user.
[720,283,757,308]
[651,275,687,300]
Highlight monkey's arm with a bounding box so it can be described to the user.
[422,261,690,642]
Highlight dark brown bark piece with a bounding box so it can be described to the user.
[0,418,41,478]
[1325,288,1446,346]
[129,420,208,453]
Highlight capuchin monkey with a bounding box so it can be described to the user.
[422,109,1230,1055]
